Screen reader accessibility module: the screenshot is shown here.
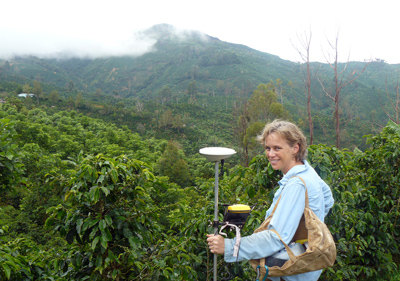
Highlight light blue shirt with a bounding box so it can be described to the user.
[224,160,334,281]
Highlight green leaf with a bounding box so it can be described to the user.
[128,236,139,249]
[89,219,100,228]
[82,219,98,232]
[5,152,14,160]
[4,161,13,170]
[97,174,105,184]
[66,229,75,244]
[100,186,110,196]
[65,190,75,201]
[105,228,112,241]
[99,220,106,233]
[123,227,133,238]
[110,169,118,183]
[100,235,108,249]
[89,226,99,240]
[2,264,11,279]
[112,269,119,279]
[93,187,100,203]
[45,217,55,228]
[76,218,83,234]
[104,215,112,226]
[92,236,100,250]
[57,210,66,220]
[108,250,118,263]
[96,256,103,268]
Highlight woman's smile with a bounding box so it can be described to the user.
[265,132,301,174]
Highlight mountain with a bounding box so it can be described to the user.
[1,24,400,127]
[0,24,298,97]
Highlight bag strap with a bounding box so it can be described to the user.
[257,228,300,280]
[270,175,309,217]
[269,229,300,262]
[254,175,309,279]
[268,192,283,217]
[267,176,309,260]
[293,176,309,208]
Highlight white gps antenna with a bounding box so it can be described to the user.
[199,147,236,281]
[199,147,236,162]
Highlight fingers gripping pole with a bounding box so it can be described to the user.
[219,223,241,257]
[213,160,219,281]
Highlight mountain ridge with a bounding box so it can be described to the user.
[0,24,297,96]
[1,23,400,126]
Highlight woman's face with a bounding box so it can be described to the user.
[265,132,299,174]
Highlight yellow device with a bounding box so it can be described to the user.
[222,204,252,230]
[227,204,251,213]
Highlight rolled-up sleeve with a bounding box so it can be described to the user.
[224,180,305,262]
[224,230,282,262]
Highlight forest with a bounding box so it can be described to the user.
[1,24,400,280]
[1,81,400,280]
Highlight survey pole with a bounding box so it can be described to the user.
[198,147,236,281]
[213,160,219,281]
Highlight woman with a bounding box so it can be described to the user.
[207,120,334,281]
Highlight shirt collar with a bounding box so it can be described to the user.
[278,160,309,187]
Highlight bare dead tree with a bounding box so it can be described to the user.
[292,28,316,144]
[381,73,400,124]
[236,103,250,166]
[275,78,285,104]
[317,31,370,148]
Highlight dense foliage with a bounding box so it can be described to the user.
[1,95,400,280]
[0,118,24,196]
[1,30,400,279]
[1,24,400,152]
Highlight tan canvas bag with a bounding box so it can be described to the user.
[249,176,336,280]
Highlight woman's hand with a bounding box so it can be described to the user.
[206,234,225,255]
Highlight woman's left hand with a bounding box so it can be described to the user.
[206,234,225,255]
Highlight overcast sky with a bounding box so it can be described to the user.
[1,0,398,63]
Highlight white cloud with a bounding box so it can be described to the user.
[0,24,157,59]
[1,0,399,63]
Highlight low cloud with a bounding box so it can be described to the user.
[0,27,158,60]
[0,23,213,60]
[143,23,211,42]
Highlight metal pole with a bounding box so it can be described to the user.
[213,160,219,281]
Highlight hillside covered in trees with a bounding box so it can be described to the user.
[1,102,400,280]
[1,24,400,280]
[1,24,400,152]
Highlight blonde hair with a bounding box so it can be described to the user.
[257,120,308,162]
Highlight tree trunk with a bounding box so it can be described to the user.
[306,49,313,145]
[334,58,340,148]
[293,29,314,144]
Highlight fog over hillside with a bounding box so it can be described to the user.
[0,26,155,59]
[0,24,219,60]
[2,0,400,64]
